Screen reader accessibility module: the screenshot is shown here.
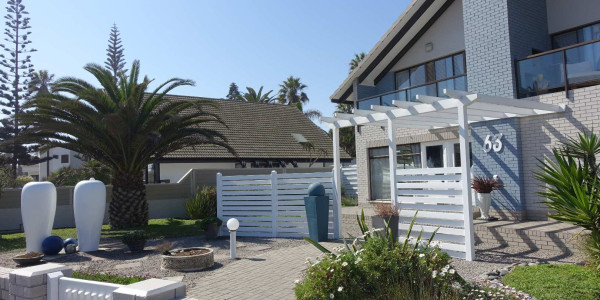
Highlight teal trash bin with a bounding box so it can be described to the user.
[304,183,329,242]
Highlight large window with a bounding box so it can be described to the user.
[552,21,600,49]
[369,143,421,200]
[356,53,467,110]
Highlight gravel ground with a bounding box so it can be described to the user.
[452,243,585,281]
[0,236,585,289]
[0,235,314,289]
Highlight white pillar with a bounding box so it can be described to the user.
[387,118,398,207]
[458,103,475,261]
[332,126,342,239]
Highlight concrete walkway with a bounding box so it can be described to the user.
[187,242,339,300]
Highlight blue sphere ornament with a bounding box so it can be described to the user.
[307,183,326,196]
[63,238,78,248]
[41,236,64,255]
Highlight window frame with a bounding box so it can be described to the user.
[393,51,467,93]
[367,143,422,200]
[60,154,69,164]
[551,20,600,49]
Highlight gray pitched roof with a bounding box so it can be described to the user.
[161,94,351,161]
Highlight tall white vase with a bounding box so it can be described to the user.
[74,178,106,252]
[21,182,57,253]
[477,193,492,219]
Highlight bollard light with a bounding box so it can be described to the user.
[227,218,239,259]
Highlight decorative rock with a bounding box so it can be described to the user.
[528,262,539,266]
[499,269,509,276]
[487,275,498,280]
[42,236,64,255]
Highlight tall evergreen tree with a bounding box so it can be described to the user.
[105,24,127,81]
[0,0,38,176]
[226,82,241,100]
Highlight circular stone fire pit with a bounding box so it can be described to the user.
[161,247,214,271]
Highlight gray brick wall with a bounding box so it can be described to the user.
[520,85,600,220]
[471,118,525,220]
[463,0,549,98]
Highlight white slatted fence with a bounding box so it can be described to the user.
[217,171,339,238]
[48,271,123,300]
[341,165,357,196]
[396,167,472,259]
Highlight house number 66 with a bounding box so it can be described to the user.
[483,133,503,153]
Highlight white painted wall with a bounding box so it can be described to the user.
[38,147,84,180]
[20,165,39,178]
[546,0,600,34]
[160,161,333,183]
[390,0,465,72]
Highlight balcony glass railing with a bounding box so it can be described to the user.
[516,39,600,98]
[356,75,467,110]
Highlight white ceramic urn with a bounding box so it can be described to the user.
[21,182,57,252]
[477,193,492,219]
[74,178,106,252]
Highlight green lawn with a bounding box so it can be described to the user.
[502,264,600,300]
[0,218,205,252]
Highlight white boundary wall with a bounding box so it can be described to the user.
[396,167,472,259]
[217,171,340,238]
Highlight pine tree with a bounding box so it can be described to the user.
[105,24,127,81]
[226,82,241,100]
[0,0,38,176]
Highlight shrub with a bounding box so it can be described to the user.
[14,176,34,187]
[121,230,148,244]
[536,130,600,269]
[296,210,463,299]
[185,186,217,220]
[73,271,149,285]
[471,176,504,193]
[341,195,358,207]
[195,217,223,230]
[374,202,398,217]
[47,160,111,186]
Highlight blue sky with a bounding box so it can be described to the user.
[28,0,409,130]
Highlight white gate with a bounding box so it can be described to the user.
[341,165,358,196]
[216,171,340,238]
[396,167,472,259]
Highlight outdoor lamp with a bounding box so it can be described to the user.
[227,218,239,259]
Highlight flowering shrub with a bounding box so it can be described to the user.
[295,210,520,300]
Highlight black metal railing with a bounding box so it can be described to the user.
[516,39,600,98]
[356,75,467,110]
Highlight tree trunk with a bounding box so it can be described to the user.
[109,171,148,229]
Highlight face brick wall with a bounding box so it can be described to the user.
[471,118,525,220]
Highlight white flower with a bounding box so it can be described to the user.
[355,257,363,264]
[419,253,425,258]
[342,261,348,267]
[294,279,300,284]
[338,286,344,292]
[432,270,438,278]
[330,293,335,299]
[449,269,456,274]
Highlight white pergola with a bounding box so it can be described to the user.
[323,89,566,260]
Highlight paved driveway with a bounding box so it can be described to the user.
[187,241,340,300]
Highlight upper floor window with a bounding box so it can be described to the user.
[552,21,600,49]
[357,52,467,110]
[61,154,69,164]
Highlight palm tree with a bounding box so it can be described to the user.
[21,61,230,229]
[278,76,321,120]
[29,70,55,95]
[349,52,366,73]
[237,86,275,103]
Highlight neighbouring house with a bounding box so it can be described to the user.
[39,95,352,183]
[154,95,352,183]
[328,0,599,221]
[38,147,85,180]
